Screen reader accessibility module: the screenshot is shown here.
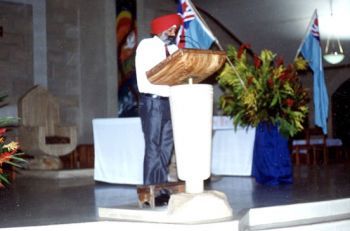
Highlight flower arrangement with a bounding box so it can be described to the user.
[0,94,24,187]
[217,44,309,137]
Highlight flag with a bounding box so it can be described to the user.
[176,0,215,49]
[299,10,329,134]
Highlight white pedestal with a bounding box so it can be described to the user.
[169,84,233,221]
[169,84,213,193]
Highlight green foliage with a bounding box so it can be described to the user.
[217,45,309,137]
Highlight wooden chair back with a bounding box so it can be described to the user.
[305,127,328,165]
[18,85,60,136]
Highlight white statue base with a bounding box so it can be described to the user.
[98,190,233,224]
[167,190,233,223]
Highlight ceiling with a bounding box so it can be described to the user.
[193,0,350,67]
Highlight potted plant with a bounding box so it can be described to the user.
[0,94,25,187]
[217,44,309,185]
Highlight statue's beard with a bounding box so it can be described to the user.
[159,33,176,45]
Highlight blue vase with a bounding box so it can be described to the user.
[252,122,293,186]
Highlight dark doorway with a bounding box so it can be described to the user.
[332,78,350,147]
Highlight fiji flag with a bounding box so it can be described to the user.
[300,10,329,134]
[177,0,215,49]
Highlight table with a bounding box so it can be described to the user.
[93,118,144,184]
[93,116,256,184]
[211,116,256,176]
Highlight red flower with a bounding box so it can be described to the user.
[0,128,6,136]
[275,56,284,67]
[237,44,251,59]
[285,98,294,107]
[254,55,262,68]
[267,76,274,88]
[247,76,254,85]
[279,71,289,84]
[0,151,15,165]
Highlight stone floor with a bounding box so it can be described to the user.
[1,162,350,228]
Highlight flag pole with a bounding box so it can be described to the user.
[294,9,317,60]
[186,0,246,89]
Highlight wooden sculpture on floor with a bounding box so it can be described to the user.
[18,85,77,170]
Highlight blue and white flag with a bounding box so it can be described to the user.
[177,0,215,49]
[300,10,329,134]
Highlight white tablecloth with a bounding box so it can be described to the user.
[93,118,144,184]
[93,116,255,184]
[212,116,256,176]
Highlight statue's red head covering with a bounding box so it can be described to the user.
[151,14,182,35]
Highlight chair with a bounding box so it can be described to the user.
[292,127,328,165]
[291,129,311,165]
[17,85,77,168]
[307,127,328,165]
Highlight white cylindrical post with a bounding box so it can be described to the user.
[169,84,213,193]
